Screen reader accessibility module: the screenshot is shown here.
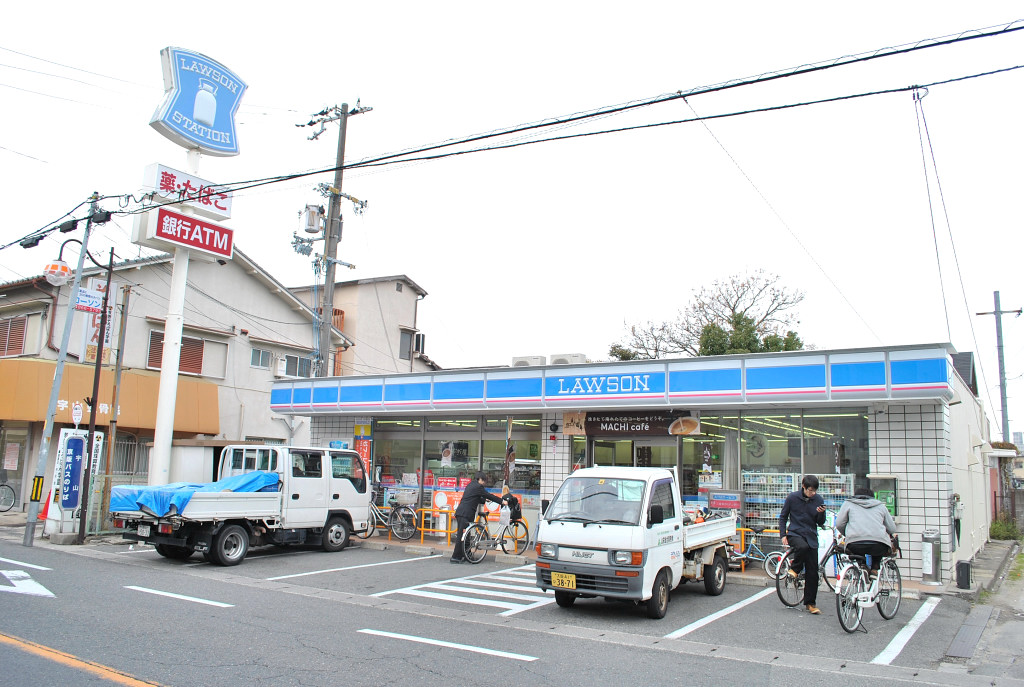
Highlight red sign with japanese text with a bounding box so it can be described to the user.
[154,207,234,259]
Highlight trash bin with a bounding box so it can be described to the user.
[921,529,942,585]
[956,560,972,589]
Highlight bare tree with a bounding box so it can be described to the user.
[611,270,804,359]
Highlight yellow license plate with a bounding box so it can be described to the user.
[551,572,576,590]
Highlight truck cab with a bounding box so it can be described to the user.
[535,467,734,618]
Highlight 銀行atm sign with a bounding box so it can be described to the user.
[148,207,234,259]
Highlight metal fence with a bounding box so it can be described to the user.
[84,434,151,534]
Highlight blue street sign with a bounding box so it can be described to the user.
[61,436,85,510]
[150,47,247,156]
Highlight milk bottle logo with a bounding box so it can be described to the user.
[150,47,247,157]
[193,79,218,128]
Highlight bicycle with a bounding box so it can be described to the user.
[727,526,785,579]
[0,470,15,513]
[775,525,843,606]
[462,496,530,563]
[835,536,902,633]
[355,485,417,541]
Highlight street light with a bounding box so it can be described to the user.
[45,240,116,545]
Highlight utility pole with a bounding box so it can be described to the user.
[977,290,1021,443]
[299,102,371,377]
[23,194,100,546]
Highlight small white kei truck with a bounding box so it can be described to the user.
[110,445,371,567]
[535,467,737,618]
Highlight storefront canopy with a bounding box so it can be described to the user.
[0,358,219,433]
[270,344,957,416]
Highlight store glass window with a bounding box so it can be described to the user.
[801,408,868,505]
[681,413,739,501]
[373,438,422,489]
[481,439,541,491]
[740,412,802,474]
[593,439,633,467]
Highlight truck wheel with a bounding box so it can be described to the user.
[554,590,577,608]
[211,524,249,566]
[155,544,194,560]
[646,570,670,619]
[704,554,727,596]
[322,517,350,552]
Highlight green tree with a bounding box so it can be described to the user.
[611,270,806,360]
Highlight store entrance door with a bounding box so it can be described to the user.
[592,439,633,467]
[591,438,677,469]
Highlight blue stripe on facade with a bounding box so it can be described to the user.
[384,382,431,402]
[312,385,339,405]
[830,362,886,387]
[337,385,384,404]
[434,379,485,400]
[487,377,543,399]
[669,368,741,393]
[891,358,947,385]
[293,387,312,404]
[270,388,292,406]
[746,365,826,390]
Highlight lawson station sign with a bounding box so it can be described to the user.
[150,47,247,156]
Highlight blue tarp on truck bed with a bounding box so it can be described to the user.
[109,471,281,517]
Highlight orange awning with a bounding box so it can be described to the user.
[0,358,219,434]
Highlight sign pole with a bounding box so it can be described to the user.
[22,195,98,546]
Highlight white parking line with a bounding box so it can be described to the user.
[358,629,538,662]
[0,557,51,571]
[664,588,775,639]
[266,554,441,580]
[871,596,941,665]
[125,586,233,608]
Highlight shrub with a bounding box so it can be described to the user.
[990,512,1021,541]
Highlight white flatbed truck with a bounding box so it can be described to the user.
[535,466,736,618]
[110,445,371,566]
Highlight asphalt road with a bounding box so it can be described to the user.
[0,534,1016,687]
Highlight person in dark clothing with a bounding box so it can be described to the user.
[450,471,506,563]
[836,486,897,575]
[778,474,827,614]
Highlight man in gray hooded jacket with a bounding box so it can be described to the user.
[835,486,897,574]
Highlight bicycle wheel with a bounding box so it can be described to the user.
[820,547,838,592]
[763,551,784,579]
[389,506,417,540]
[876,559,902,620]
[463,523,488,563]
[0,484,15,513]
[500,520,529,555]
[775,551,804,607]
[836,565,865,633]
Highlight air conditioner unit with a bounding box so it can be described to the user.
[274,357,288,377]
[512,356,546,367]
[549,353,586,365]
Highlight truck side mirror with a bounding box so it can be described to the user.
[648,504,664,527]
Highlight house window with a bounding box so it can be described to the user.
[284,354,312,378]
[399,330,413,360]
[251,348,271,369]
[0,317,26,357]
[147,331,205,374]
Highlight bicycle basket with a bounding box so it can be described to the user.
[392,491,418,506]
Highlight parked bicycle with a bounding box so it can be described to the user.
[0,470,16,513]
[355,485,417,541]
[727,526,785,579]
[835,535,902,633]
[775,524,844,606]
[462,494,530,563]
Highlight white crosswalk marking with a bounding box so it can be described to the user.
[373,564,555,616]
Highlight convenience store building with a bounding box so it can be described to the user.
[269,343,995,584]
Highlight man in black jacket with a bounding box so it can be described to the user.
[451,471,506,563]
[778,474,827,614]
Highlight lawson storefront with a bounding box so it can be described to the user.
[270,343,987,583]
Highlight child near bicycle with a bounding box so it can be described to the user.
[835,486,897,578]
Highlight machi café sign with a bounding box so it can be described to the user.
[150,47,247,156]
[562,411,701,437]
